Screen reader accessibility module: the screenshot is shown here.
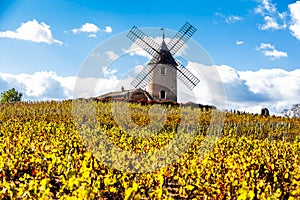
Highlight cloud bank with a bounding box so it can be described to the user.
[289,1,300,40]
[1,65,299,115]
[0,71,74,100]
[0,19,62,45]
[218,65,300,114]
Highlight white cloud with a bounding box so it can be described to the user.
[260,15,286,30]
[105,50,119,61]
[123,36,188,59]
[256,42,273,50]
[255,0,277,15]
[73,76,119,98]
[133,65,144,74]
[289,1,300,40]
[104,26,113,33]
[123,37,155,58]
[226,15,243,24]
[72,23,99,34]
[236,41,244,45]
[255,0,287,31]
[256,43,288,59]
[123,45,152,59]
[215,12,243,24]
[263,49,288,59]
[0,19,62,45]
[217,65,241,83]
[72,23,113,37]
[88,34,97,38]
[101,66,118,76]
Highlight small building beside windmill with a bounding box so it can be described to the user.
[96,87,153,102]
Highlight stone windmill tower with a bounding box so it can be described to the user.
[127,22,200,102]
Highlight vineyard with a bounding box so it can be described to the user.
[0,100,300,199]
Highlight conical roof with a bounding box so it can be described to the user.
[148,39,178,66]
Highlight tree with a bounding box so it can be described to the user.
[261,108,270,117]
[290,104,300,118]
[0,88,23,103]
[282,104,300,118]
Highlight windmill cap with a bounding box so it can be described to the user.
[148,40,178,66]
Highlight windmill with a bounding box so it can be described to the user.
[127,22,200,102]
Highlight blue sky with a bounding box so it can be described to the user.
[0,0,300,114]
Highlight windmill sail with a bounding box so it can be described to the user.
[174,61,200,90]
[127,22,200,92]
[127,26,161,63]
[131,64,159,88]
[167,22,197,55]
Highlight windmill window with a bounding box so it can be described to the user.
[160,90,166,99]
[160,66,166,75]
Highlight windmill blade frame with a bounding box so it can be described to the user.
[173,61,200,90]
[131,64,160,89]
[167,22,197,56]
[127,26,161,63]
[127,22,200,92]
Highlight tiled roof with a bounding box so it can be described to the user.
[96,88,153,100]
